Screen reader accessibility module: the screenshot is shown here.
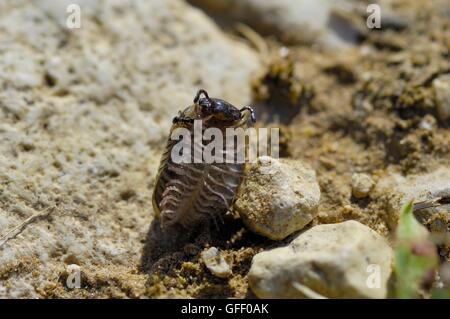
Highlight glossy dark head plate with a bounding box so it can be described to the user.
[172,89,255,126]
[198,97,241,122]
[194,89,255,124]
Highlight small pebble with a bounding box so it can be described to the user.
[234,156,320,240]
[374,167,450,230]
[351,173,374,199]
[201,247,232,279]
[279,46,290,58]
[433,74,450,122]
[419,114,437,131]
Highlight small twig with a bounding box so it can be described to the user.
[413,196,450,212]
[235,23,270,64]
[292,282,328,299]
[0,206,55,249]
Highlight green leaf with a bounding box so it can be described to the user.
[431,288,450,299]
[394,200,439,299]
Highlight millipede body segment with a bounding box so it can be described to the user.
[152,89,255,229]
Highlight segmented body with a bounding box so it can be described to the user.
[152,90,254,229]
[153,128,244,228]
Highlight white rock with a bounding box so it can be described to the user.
[249,220,393,299]
[351,173,375,199]
[201,247,232,279]
[234,156,320,240]
[432,74,450,121]
[375,167,450,229]
[190,0,364,49]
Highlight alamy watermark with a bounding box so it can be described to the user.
[66,4,81,29]
[65,3,383,31]
[366,264,382,289]
[66,264,81,289]
[367,4,381,29]
[170,120,279,164]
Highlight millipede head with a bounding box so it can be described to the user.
[193,89,256,124]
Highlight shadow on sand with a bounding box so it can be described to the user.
[140,215,249,275]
